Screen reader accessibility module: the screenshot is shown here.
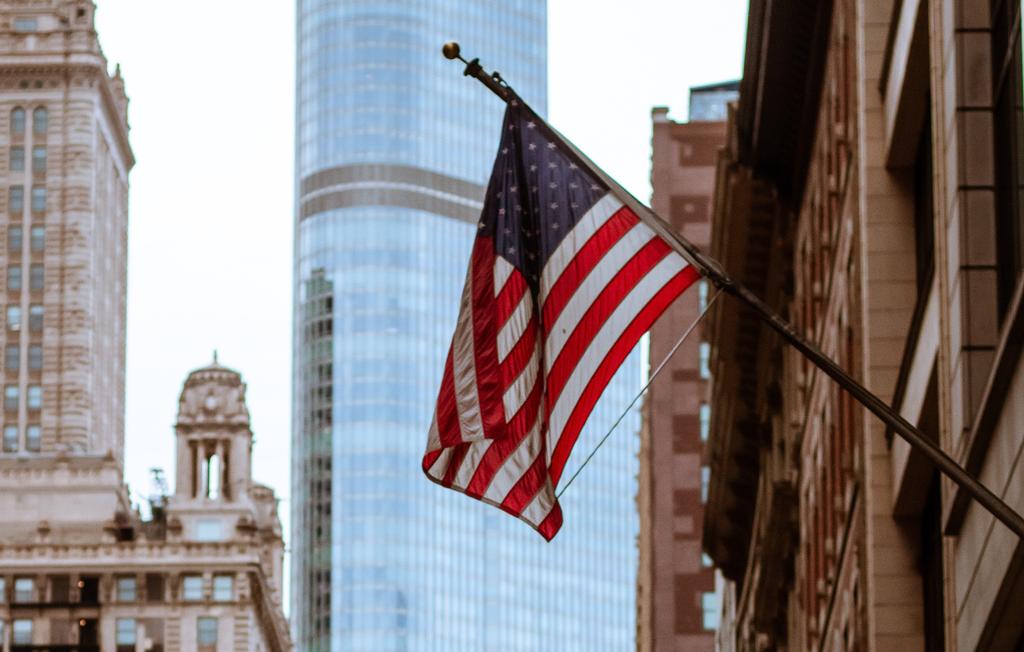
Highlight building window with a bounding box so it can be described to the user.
[115,618,136,649]
[7,306,21,330]
[11,107,25,134]
[702,552,713,568]
[32,107,47,134]
[27,385,41,409]
[699,403,711,442]
[0,576,5,601]
[8,265,21,290]
[197,617,218,648]
[9,185,23,212]
[12,618,32,644]
[212,575,233,601]
[28,345,40,370]
[699,279,709,311]
[701,465,710,503]
[14,577,34,602]
[116,576,137,602]
[25,425,39,452]
[699,342,711,379]
[30,226,43,251]
[10,146,24,171]
[28,305,41,331]
[182,575,203,601]
[701,591,720,630]
[30,187,45,212]
[8,226,22,252]
[5,385,19,411]
[29,264,43,290]
[31,147,45,173]
[145,573,164,603]
[3,425,17,452]
[14,18,38,32]
[6,344,19,370]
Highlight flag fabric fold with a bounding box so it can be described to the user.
[423,101,701,540]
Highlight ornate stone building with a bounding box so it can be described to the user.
[705,0,1024,650]
[0,3,291,649]
[637,82,736,652]
[0,360,292,650]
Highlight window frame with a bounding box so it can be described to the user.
[181,575,204,601]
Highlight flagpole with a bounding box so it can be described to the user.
[442,43,1024,539]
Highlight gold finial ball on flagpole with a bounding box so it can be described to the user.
[442,42,461,60]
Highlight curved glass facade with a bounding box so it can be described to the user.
[292,2,640,650]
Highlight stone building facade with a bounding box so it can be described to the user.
[637,83,736,652]
[0,3,291,650]
[0,360,292,651]
[704,0,1024,650]
[0,0,131,461]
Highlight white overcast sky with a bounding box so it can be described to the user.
[92,0,747,539]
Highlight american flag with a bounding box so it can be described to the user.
[422,101,700,540]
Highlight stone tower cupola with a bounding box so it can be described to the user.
[173,354,253,503]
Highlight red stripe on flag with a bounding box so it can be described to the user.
[541,207,638,328]
[546,238,672,406]
[549,264,700,485]
[465,379,542,498]
[434,346,461,448]
[495,268,528,325]
[498,314,537,386]
[537,502,564,542]
[441,442,471,487]
[500,449,548,514]
[469,238,507,441]
[422,449,442,472]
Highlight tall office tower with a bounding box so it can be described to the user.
[636,82,737,652]
[293,2,641,650]
[0,0,130,461]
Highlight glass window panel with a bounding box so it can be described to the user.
[27,385,40,409]
[699,342,711,379]
[12,619,32,644]
[182,575,203,601]
[14,577,33,602]
[701,592,720,630]
[0,577,5,602]
[9,185,23,212]
[197,617,217,645]
[701,466,710,503]
[6,344,19,370]
[212,575,233,601]
[31,146,45,172]
[11,108,24,134]
[25,425,39,452]
[14,18,37,32]
[8,265,21,290]
[32,107,47,134]
[30,186,45,212]
[10,146,24,171]
[8,226,22,251]
[7,306,21,330]
[699,403,711,442]
[3,425,17,452]
[28,344,41,370]
[116,577,136,602]
[116,618,136,644]
[28,305,42,331]
[29,263,43,290]
[5,385,19,411]
[30,226,43,251]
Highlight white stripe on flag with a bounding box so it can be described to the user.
[452,438,494,489]
[547,253,686,449]
[518,477,557,528]
[503,347,539,418]
[543,220,658,367]
[540,192,622,297]
[497,291,532,362]
[451,266,486,443]
[483,420,542,504]
[494,256,514,297]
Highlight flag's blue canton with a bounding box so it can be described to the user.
[479,103,609,289]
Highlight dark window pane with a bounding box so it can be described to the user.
[5,344,18,370]
[32,107,47,134]
[30,187,45,212]
[32,147,45,172]
[8,226,22,251]
[29,305,42,332]
[28,345,40,370]
[9,186,23,212]
[29,264,42,290]
[10,147,24,171]
[25,425,39,452]
[30,226,43,251]
[7,266,21,290]
[11,108,25,134]
[2,425,16,452]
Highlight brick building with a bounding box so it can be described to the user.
[636,82,737,652]
[704,0,1024,650]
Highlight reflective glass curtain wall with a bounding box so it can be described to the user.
[293,1,641,650]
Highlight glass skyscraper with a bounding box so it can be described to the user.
[292,2,641,650]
